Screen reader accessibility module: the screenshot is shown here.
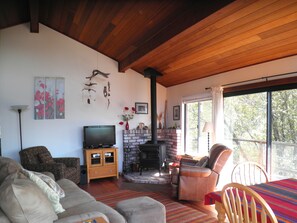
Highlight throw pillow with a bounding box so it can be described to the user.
[34,171,65,198]
[22,169,65,198]
[0,172,58,223]
[38,151,55,164]
[21,169,65,214]
[195,156,209,168]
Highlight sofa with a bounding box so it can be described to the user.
[0,157,126,223]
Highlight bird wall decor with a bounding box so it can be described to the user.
[84,82,97,87]
[86,69,110,80]
[82,69,111,106]
[82,88,96,104]
[103,81,111,109]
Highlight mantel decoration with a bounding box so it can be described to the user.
[157,112,163,129]
[119,107,135,130]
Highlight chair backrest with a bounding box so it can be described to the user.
[222,183,278,223]
[232,162,269,186]
[19,146,50,164]
[208,143,232,174]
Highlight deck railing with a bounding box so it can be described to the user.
[226,138,297,179]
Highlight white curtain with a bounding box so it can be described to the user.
[211,86,224,144]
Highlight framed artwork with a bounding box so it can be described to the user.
[135,102,148,114]
[173,105,180,120]
[34,77,65,120]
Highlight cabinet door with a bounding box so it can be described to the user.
[103,149,115,165]
[86,150,103,167]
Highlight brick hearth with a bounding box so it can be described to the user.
[123,129,182,172]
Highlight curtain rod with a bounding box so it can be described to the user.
[205,71,297,90]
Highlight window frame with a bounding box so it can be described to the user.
[183,98,212,155]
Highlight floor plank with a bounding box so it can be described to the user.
[79,176,218,218]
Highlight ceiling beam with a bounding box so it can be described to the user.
[29,0,39,33]
[118,0,234,73]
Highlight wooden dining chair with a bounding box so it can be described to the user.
[221,183,278,223]
[231,162,269,186]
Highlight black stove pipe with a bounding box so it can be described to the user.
[150,74,157,144]
[143,68,162,144]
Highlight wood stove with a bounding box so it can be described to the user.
[139,141,166,175]
[138,67,166,175]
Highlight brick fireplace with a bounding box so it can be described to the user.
[122,129,182,172]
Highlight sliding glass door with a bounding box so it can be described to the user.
[224,93,267,167]
[224,87,297,179]
[271,89,297,179]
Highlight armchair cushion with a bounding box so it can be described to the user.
[180,165,212,178]
[22,162,67,180]
[195,156,209,167]
[38,151,55,164]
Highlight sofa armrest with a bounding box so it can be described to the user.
[180,165,212,178]
[22,163,66,180]
[54,211,109,223]
[53,157,80,168]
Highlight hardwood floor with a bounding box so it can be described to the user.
[79,176,218,218]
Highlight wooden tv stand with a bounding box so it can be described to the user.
[84,148,118,183]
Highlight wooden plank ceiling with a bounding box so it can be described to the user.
[1,0,297,87]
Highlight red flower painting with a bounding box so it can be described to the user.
[34,77,65,120]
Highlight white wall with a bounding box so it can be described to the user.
[0,24,167,172]
[167,55,297,128]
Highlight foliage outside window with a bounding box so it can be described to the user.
[224,88,297,180]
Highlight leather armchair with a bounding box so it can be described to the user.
[19,146,80,184]
[173,144,232,201]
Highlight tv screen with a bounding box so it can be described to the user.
[83,125,116,148]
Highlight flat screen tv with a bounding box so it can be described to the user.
[83,125,116,148]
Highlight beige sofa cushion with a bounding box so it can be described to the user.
[0,157,22,185]
[0,173,58,223]
[57,179,95,209]
[0,209,10,223]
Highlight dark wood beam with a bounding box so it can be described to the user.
[118,0,234,73]
[29,0,39,33]
[224,76,297,96]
